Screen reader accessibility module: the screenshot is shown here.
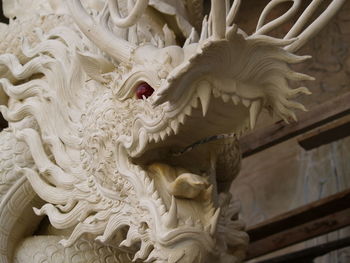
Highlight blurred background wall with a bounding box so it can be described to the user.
[230,1,350,262]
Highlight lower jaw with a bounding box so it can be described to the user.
[145,160,218,230]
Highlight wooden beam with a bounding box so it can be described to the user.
[247,189,350,243]
[240,92,350,158]
[0,0,9,24]
[255,236,350,263]
[298,114,350,150]
[246,208,350,259]
[245,189,350,259]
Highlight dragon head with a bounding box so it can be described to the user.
[2,0,333,262]
[63,1,311,261]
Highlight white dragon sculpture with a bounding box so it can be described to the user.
[0,0,345,262]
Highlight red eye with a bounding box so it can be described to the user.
[136,82,154,99]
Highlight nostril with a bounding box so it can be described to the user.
[136,82,154,99]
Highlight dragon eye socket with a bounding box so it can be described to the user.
[136,82,154,99]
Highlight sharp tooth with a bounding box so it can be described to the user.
[184,27,199,46]
[197,83,211,116]
[184,105,192,116]
[221,94,230,103]
[210,208,221,236]
[232,95,240,105]
[199,15,208,42]
[166,127,172,136]
[164,196,178,228]
[242,98,251,107]
[154,134,160,143]
[178,113,185,124]
[170,120,179,134]
[160,130,167,140]
[249,100,262,130]
[213,88,220,98]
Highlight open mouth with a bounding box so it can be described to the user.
[132,78,256,175]
[125,81,254,245]
[128,31,310,168]
[106,33,309,260]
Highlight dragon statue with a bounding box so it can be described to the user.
[0,0,345,262]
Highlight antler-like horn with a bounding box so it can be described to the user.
[252,0,346,53]
[68,0,136,63]
[226,0,241,26]
[211,0,226,39]
[285,0,346,52]
[255,0,301,36]
[108,0,149,28]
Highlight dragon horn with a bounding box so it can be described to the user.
[285,0,346,52]
[211,0,226,39]
[68,0,136,63]
[252,0,346,53]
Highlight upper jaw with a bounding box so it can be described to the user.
[150,30,313,133]
[126,76,261,162]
